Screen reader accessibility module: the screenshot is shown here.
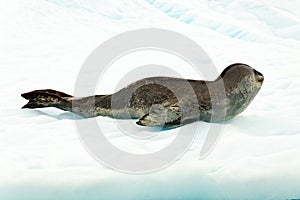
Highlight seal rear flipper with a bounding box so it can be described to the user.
[22,100,49,109]
[21,89,73,100]
[21,89,72,111]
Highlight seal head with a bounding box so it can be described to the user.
[219,63,264,121]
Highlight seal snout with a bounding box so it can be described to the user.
[254,69,264,84]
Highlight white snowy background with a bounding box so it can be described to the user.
[1,0,300,199]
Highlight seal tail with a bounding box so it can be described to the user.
[21,89,73,111]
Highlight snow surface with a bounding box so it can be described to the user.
[1,0,300,199]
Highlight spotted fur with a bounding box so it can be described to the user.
[21,63,264,127]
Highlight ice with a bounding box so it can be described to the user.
[1,0,300,199]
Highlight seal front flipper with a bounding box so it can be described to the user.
[21,89,72,111]
[136,104,181,128]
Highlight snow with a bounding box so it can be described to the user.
[1,0,300,199]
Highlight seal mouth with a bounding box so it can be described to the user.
[257,75,264,83]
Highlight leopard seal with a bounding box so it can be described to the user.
[21,63,264,127]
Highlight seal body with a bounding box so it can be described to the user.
[21,63,264,127]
